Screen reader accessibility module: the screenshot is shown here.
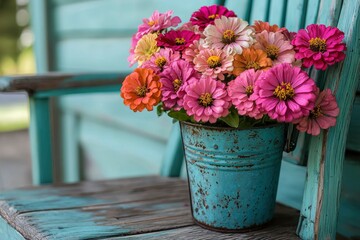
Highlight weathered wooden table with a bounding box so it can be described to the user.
[0,176,299,239]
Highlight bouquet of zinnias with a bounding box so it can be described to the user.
[121,5,346,136]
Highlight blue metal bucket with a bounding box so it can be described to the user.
[180,121,285,232]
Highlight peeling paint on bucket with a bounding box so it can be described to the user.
[180,121,285,232]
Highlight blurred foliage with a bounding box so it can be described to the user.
[0,0,34,75]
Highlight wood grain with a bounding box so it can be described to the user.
[0,72,125,93]
[0,176,300,240]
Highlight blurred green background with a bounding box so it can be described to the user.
[0,0,34,132]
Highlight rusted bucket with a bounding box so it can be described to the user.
[180,121,285,232]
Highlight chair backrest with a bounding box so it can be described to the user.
[30,0,221,182]
[29,1,360,238]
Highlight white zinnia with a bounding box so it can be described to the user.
[203,16,255,55]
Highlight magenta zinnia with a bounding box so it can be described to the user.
[190,5,237,31]
[291,24,346,70]
[255,63,317,122]
[157,30,201,52]
[193,48,234,80]
[296,88,339,136]
[183,76,231,123]
[160,60,199,110]
[228,69,264,119]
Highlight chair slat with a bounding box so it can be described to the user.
[224,0,252,22]
[268,0,288,26]
[284,0,308,31]
[297,0,360,239]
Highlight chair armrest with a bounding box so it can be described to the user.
[0,72,128,95]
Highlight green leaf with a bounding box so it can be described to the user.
[220,107,239,128]
[156,104,164,117]
[168,109,191,122]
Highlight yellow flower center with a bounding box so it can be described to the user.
[148,20,156,26]
[222,30,236,44]
[207,56,222,68]
[198,93,213,107]
[135,86,148,97]
[245,85,254,97]
[310,105,322,119]
[309,37,327,52]
[175,37,186,45]
[273,82,295,100]
[173,79,182,91]
[265,44,280,60]
[208,14,219,20]
[245,61,261,71]
[155,57,167,68]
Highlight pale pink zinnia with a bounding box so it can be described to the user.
[228,69,264,119]
[183,76,231,123]
[160,60,199,110]
[204,16,255,55]
[182,39,206,64]
[254,31,295,65]
[255,63,317,123]
[142,48,181,74]
[193,48,234,80]
[291,24,346,70]
[296,88,339,136]
[137,10,181,37]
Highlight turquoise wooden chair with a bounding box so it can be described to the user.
[0,0,359,239]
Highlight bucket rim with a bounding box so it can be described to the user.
[179,121,285,131]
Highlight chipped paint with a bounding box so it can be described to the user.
[180,122,285,231]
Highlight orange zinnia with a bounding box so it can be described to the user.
[120,68,162,112]
[232,48,272,76]
[252,20,283,34]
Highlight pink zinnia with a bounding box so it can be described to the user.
[160,60,199,110]
[291,24,346,70]
[137,10,181,37]
[204,16,255,55]
[142,48,181,74]
[228,69,264,119]
[157,30,201,52]
[296,88,339,136]
[254,31,295,65]
[183,76,231,123]
[193,48,234,80]
[255,63,317,123]
[190,5,237,30]
[128,33,142,66]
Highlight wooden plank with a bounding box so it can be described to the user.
[268,0,288,26]
[0,73,124,93]
[297,0,360,239]
[160,123,184,177]
[0,176,301,239]
[249,0,270,24]
[111,204,300,239]
[29,0,50,72]
[284,0,308,31]
[54,38,133,72]
[0,216,25,240]
[29,97,54,184]
[61,111,81,183]
[51,0,217,35]
[304,0,320,26]
[224,0,252,21]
